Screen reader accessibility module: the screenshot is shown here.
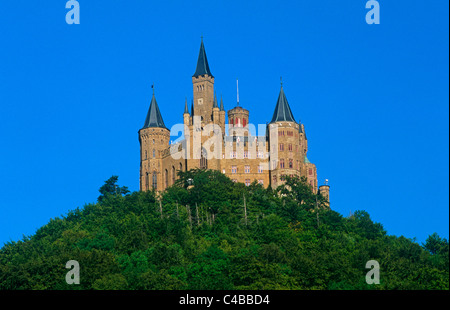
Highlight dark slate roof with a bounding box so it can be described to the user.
[220,96,224,111]
[184,98,189,114]
[213,93,218,109]
[193,39,213,78]
[269,86,296,124]
[143,93,167,129]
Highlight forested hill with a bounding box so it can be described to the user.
[0,170,448,290]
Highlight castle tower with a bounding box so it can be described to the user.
[183,98,190,126]
[212,93,220,125]
[319,181,330,207]
[219,95,226,134]
[139,91,170,191]
[192,38,215,125]
[268,84,304,189]
[228,106,250,136]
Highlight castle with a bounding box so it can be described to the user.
[138,39,329,202]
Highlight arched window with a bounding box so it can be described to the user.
[145,172,149,191]
[153,149,156,158]
[145,150,147,160]
[152,172,157,190]
[165,169,168,188]
[179,163,183,172]
[172,166,176,184]
[200,148,207,169]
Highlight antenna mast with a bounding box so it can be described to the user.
[237,79,239,107]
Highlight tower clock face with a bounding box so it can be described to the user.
[198,98,203,105]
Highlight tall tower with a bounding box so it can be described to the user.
[192,38,215,126]
[319,180,330,207]
[268,83,303,188]
[138,91,170,192]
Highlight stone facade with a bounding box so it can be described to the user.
[138,40,327,201]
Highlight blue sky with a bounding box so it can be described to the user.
[0,1,448,246]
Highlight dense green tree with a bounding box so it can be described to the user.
[0,170,447,290]
[98,175,130,203]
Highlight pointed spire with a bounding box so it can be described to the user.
[269,84,296,124]
[213,92,218,109]
[193,37,213,78]
[143,92,167,129]
[184,97,189,115]
[220,95,224,111]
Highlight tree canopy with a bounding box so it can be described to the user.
[0,171,448,290]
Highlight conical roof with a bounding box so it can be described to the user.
[143,93,167,129]
[193,38,213,78]
[269,86,296,124]
[184,98,189,114]
[220,95,224,111]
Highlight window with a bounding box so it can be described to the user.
[280,175,286,181]
[245,165,250,173]
[145,150,147,160]
[244,151,248,158]
[245,179,251,186]
[165,169,168,188]
[232,179,238,183]
[273,175,277,183]
[200,148,208,169]
[280,159,285,168]
[258,180,264,185]
[145,173,149,191]
[289,159,293,169]
[179,163,183,172]
[279,144,284,151]
[152,172,157,190]
[272,160,277,170]
[258,165,263,173]
[172,166,176,184]
[153,149,156,158]
[288,144,293,151]
[243,118,247,127]
[309,168,313,176]
[231,166,237,174]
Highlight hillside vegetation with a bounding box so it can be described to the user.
[0,169,448,290]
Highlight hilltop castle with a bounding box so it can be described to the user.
[138,39,329,202]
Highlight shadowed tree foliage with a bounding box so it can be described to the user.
[0,170,448,290]
[98,176,130,203]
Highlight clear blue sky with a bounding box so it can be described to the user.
[0,1,448,247]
